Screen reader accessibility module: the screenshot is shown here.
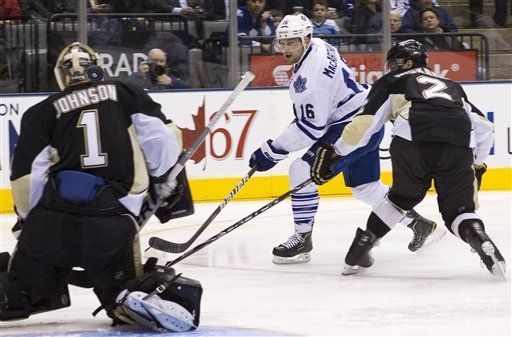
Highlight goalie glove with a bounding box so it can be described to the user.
[310,144,343,185]
[474,163,487,191]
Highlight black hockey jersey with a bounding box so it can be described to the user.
[333,67,494,162]
[10,80,182,218]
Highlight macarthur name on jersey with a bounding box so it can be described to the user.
[322,44,338,78]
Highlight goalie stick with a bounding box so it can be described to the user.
[148,166,258,253]
[166,178,314,267]
[136,71,255,228]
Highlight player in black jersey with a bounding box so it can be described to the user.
[0,42,202,332]
[311,40,506,278]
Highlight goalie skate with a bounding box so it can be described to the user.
[272,231,312,264]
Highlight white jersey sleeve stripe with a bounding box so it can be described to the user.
[298,118,326,131]
[328,107,361,125]
[295,120,319,140]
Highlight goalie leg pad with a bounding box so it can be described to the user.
[117,264,202,330]
[0,270,71,321]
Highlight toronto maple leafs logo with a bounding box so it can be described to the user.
[293,75,307,93]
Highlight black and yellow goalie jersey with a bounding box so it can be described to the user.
[11,81,182,218]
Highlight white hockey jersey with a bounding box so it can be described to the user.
[272,38,370,152]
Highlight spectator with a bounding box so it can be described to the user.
[390,0,409,17]
[339,0,356,18]
[390,9,406,46]
[19,0,73,21]
[0,0,21,19]
[311,0,341,44]
[419,8,464,50]
[349,0,382,49]
[88,1,152,47]
[0,0,22,91]
[270,8,283,29]
[144,31,189,80]
[128,48,188,90]
[390,0,437,17]
[154,0,205,19]
[263,0,350,19]
[401,0,457,33]
[203,0,228,20]
[324,0,355,19]
[390,9,402,33]
[469,0,509,28]
[264,1,314,17]
[227,0,275,53]
[153,0,209,37]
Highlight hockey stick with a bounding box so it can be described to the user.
[136,71,255,228]
[148,165,258,253]
[165,178,314,267]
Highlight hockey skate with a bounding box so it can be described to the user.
[463,222,506,279]
[272,231,312,264]
[342,228,378,275]
[406,209,445,252]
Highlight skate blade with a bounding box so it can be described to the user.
[482,242,507,280]
[421,227,447,250]
[342,264,365,276]
[272,252,311,265]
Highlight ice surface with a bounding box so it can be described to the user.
[1,192,510,336]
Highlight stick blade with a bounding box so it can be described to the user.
[148,236,189,254]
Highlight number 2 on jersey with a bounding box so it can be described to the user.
[417,76,453,101]
[77,109,108,168]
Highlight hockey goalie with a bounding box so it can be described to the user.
[0,41,200,333]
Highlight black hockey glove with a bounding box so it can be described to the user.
[311,144,342,185]
[155,169,194,223]
[474,163,487,191]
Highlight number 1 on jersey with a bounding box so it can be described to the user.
[78,109,108,168]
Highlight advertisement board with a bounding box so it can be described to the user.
[0,82,510,212]
[250,50,479,86]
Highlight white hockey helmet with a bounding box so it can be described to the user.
[54,42,103,90]
[274,14,313,52]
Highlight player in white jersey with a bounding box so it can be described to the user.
[248,14,439,264]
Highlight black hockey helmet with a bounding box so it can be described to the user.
[386,39,427,70]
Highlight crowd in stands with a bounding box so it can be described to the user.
[0,0,510,92]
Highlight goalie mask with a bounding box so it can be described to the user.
[54,42,104,90]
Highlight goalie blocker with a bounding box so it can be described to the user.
[154,168,194,224]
